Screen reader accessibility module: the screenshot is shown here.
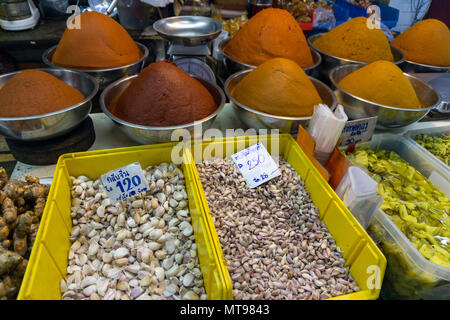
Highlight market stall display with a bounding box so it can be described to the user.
[222,8,314,68]
[274,0,333,23]
[329,64,440,128]
[0,168,49,299]
[230,58,322,117]
[61,163,206,300]
[0,70,84,118]
[337,61,422,109]
[391,19,450,70]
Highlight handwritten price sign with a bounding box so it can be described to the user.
[232,143,281,188]
[101,162,149,203]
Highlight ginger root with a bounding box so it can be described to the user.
[0,247,24,275]
[13,214,32,256]
[0,217,8,241]
[2,197,17,228]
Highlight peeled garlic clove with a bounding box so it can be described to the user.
[182,273,194,287]
[183,290,199,300]
[113,247,129,259]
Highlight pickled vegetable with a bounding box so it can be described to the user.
[347,148,450,268]
[414,133,449,165]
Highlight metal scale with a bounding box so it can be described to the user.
[153,16,223,83]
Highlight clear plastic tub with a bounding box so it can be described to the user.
[404,124,450,174]
[351,133,450,299]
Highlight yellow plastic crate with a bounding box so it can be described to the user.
[187,134,387,300]
[18,143,229,300]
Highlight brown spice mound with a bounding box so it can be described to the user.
[0,70,84,118]
[224,8,314,68]
[112,61,217,127]
[52,11,141,69]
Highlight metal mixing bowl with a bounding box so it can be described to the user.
[225,69,338,134]
[0,68,98,141]
[329,65,441,129]
[219,37,322,77]
[153,16,223,46]
[307,33,405,77]
[100,75,225,144]
[42,42,149,90]
[401,60,450,73]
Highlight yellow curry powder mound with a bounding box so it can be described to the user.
[223,8,314,68]
[231,58,322,117]
[338,61,422,109]
[392,19,450,67]
[313,17,393,63]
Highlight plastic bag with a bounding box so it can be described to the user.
[313,5,336,31]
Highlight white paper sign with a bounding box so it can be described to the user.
[339,117,378,147]
[101,162,149,203]
[232,143,281,188]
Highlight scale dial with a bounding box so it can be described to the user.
[175,58,216,83]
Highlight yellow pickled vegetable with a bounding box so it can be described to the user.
[347,148,450,268]
[414,133,449,166]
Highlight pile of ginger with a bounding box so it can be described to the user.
[0,168,49,299]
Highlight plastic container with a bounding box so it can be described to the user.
[335,165,382,229]
[349,133,450,299]
[404,124,450,173]
[188,134,386,300]
[18,143,230,300]
[335,0,399,28]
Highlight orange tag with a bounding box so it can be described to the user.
[326,147,352,190]
[296,125,330,181]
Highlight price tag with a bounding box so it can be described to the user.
[339,117,378,147]
[101,162,149,203]
[232,143,281,188]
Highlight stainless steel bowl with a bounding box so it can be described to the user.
[219,37,322,77]
[308,33,405,77]
[153,16,223,46]
[401,60,450,73]
[42,42,149,90]
[225,69,338,134]
[0,68,98,141]
[100,75,225,144]
[329,64,441,129]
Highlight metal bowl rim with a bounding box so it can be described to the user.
[219,37,322,71]
[224,69,337,121]
[0,68,98,121]
[307,33,405,65]
[404,59,450,70]
[329,64,441,112]
[42,42,149,72]
[100,75,226,131]
[153,16,223,40]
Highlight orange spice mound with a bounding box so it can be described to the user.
[338,61,422,109]
[231,58,322,117]
[112,61,217,127]
[313,17,393,63]
[0,70,85,117]
[52,12,141,69]
[392,19,450,66]
[224,8,314,68]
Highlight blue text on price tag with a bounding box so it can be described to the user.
[232,143,281,188]
[100,162,149,203]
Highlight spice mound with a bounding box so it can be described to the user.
[62,163,206,300]
[112,61,217,127]
[52,11,141,69]
[312,17,393,63]
[231,58,322,117]
[392,19,450,67]
[224,8,314,68]
[0,70,85,118]
[197,157,359,300]
[338,61,422,109]
[347,148,450,268]
[0,168,49,299]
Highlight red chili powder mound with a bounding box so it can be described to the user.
[0,70,85,117]
[52,11,141,69]
[112,61,217,127]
